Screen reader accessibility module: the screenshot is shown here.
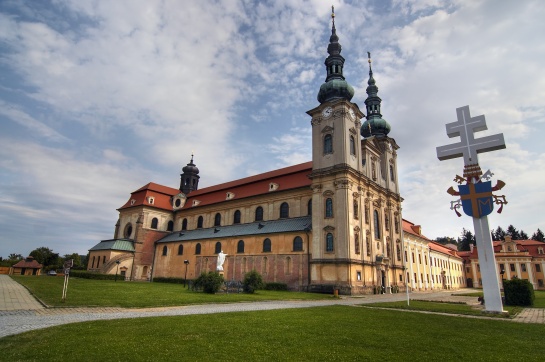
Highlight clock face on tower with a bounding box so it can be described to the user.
[322,106,333,118]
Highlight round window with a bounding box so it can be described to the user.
[175,198,181,207]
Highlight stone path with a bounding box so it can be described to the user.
[1,275,543,339]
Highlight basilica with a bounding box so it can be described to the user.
[87,11,469,294]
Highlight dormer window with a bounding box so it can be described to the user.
[148,197,154,205]
[192,200,201,207]
[226,192,235,200]
[130,199,136,205]
[269,183,279,192]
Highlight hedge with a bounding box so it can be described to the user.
[69,270,126,281]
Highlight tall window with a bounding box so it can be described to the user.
[390,165,395,182]
[350,135,356,155]
[182,218,188,230]
[151,217,158,229]
[325,198,333,218]
[195,243,201,255]
[255,206,264,221]
[293,236,303,251]
[162,246,168,256]
[326,233,334,252]
[354,233,360,254]
[233,210,241,224]
[374,210,381,239]
[263,238,272,252]
[178,245,184,255]
[214,213,221,227]
[307,199,312,216]
[237,240,245,253]
[167,220,174,232]
[197,216,203,228]
[215,242,222,254]
[324,134,333,154]
[280,202,289,218]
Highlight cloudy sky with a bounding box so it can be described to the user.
[1,0,544,258]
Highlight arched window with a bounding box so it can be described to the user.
[263,238,272,252]
[197,216,203,229]
[396,243,401,261]
[167,220,174,232]
[215,242,222,254]
[233,210,241,224]
[178,244,184,255]
[124,223,133,238]
[92,256,95,268]
[162,245,168,256]
[182,218,188,231]
[255,206,264,221]
[151,217,158,229]
[237,240,245,253]
[293,236,303,251]
[324,134,333,154]
[353,201,359,219]
[374,210,381,239]
[280,202,289,218]
[286,257,292,275]
[390,165,395,182]
[214,213,221,227]
[307,199,312,216]
[354,233,360,254]
[326,233,334,252]
[325,198,333,218]
[350,135,356,155]
[195,243,201,255]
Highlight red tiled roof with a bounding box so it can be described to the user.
[402,219,430,240]
[118,162,313,211]
[12,257,42,269]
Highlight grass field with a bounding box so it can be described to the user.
[1,305,544,361]
[369,300,522,317]
[10,275,329,308]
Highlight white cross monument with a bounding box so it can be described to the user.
[436,105,506,313]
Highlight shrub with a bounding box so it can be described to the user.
[264,282,288,291]
[69,270,126,281]
[504,277,534,306]
[243,270,264,293]
[194,272,224,294]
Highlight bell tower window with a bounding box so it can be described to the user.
[324,134,333,154]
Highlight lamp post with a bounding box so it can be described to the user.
[184,260,189,288]
[115,260,121,282]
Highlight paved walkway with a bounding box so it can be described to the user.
[1,275,543,338]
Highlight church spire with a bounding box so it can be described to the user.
[361,52,391,138]
[317,6,354,104]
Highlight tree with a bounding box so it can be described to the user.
[243,270,264,294]
[63,253,83,269]
[531,229,545,242]
[506,225,522,240]
[457,228,476,251]
[492,226,506,241]
[29,247,59,269]
[8,253,23,261]
[434,236,457,246]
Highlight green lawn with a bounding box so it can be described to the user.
[1,306,544,361]
[369,300,522,317]
[10,275,329,308]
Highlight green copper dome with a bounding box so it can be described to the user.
[361,117,391,138]
[318,79,354,103]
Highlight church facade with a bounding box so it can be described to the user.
[88,12,412,294]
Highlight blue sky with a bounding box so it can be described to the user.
[1,0,544,258]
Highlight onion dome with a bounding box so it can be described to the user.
[179,154,200,194]
[361,52,391,138]
[317,7,354,104]
[182,154,199,175]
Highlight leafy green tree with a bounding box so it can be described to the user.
[243,270,264,294]
[29,247,60,269]
[531,229,545,242]
[63,253,83,269]
[457,228,476,251]
[506,225,523,240]
[194,272,224,294]
[8,253,23,261]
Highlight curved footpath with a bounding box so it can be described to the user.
[0,275,543,338]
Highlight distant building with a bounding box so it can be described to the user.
[460,235,545,290]
[11,256,42,276]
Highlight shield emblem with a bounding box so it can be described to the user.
[458,181,494,218]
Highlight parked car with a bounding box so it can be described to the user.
[47,270,57,276]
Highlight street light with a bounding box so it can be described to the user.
[115,260,121,282]
[184,260,190,288]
